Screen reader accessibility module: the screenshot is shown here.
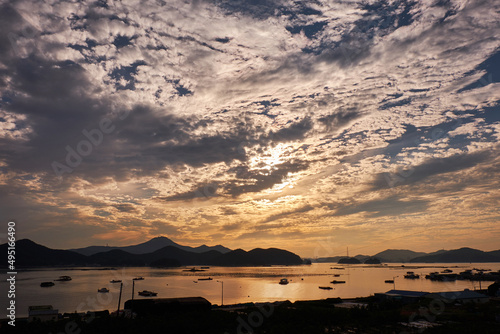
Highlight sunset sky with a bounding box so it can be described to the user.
[1,0,499,257]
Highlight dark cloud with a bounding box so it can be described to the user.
[261,205,315,224]
[158,183,220,202]
[263,117,313,143]
[312,0,417,66]
[317,109,362,133]
[212,0,285,20]
[286,21,328,39]
[112,203,138,213]
[331,196,428,218]
[224,160,309,196]
[371,150,495,190]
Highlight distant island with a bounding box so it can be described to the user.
[0,238,304,267]
[315,248,500,263]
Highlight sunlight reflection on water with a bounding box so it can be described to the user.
[7,263,499,317]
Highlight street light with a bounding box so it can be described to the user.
[217,280,224,306]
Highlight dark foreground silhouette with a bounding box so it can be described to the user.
[2,296,500,334]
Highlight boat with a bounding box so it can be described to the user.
[54,276,72,281]
[40,282,55,287]
[319,286,333,290]
[404,271,420,279]
[333,274,341,277]
[138,290,157,297]
[331,280,346,284]
[133,277,144,280]
[98,288,109,293]
[442,269,453,273]
[384,280,394,283]
[200,266,210,269]
[183,268,205,272]
[279,278,289,285]
[198,277,213,281]
[110,279,122,283]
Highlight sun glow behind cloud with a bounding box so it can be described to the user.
[0,0,499,255]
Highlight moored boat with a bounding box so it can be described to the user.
[55,276,72,281]
[198,277,213,281]
[110,279,122,283]
[404,271,420,279]
[98,288,109,293]
[279,278,289,285]
[138,290,157,296]
[40,282,55,287]
[384,280,394,283]
[331,280,346,284]
[319,286,333,290]
[183,268,205,272]
[133,277,144,280]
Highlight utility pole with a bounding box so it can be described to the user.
[117,282,123,317]
[217,280,224,306]
[131,279,135,313]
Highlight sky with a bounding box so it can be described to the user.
[0,0,499,258]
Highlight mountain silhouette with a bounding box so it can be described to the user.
[0,239,301,267]
[69,236,231,256]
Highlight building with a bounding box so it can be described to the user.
[425,289,489,304]
[28,305,59,322]
[124,297,211,316]
[375,290,429,304]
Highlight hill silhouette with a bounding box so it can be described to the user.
[69,236,231,256]
[0,239,302,267]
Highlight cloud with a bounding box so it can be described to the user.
[371,150,495,190]
[331,196,429,218]
[0,0,499,254]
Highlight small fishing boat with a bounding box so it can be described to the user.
[331,280,346,284]
[319,286,333,290]
[404,271,420,279]
[55,276,72,281]
[200,266,210,269]
[183,267,205,272]
[110,279,122,283]
[279,278,289,285]
[98,288,109,293]
[333,274,341,277]
[384,280,394,283]
[442,269,453,273]
[133,277,144,280]
[40,282,55,287]
[138,290,157,297]
[198,277,213,281]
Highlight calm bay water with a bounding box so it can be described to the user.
[3,263,499,317]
